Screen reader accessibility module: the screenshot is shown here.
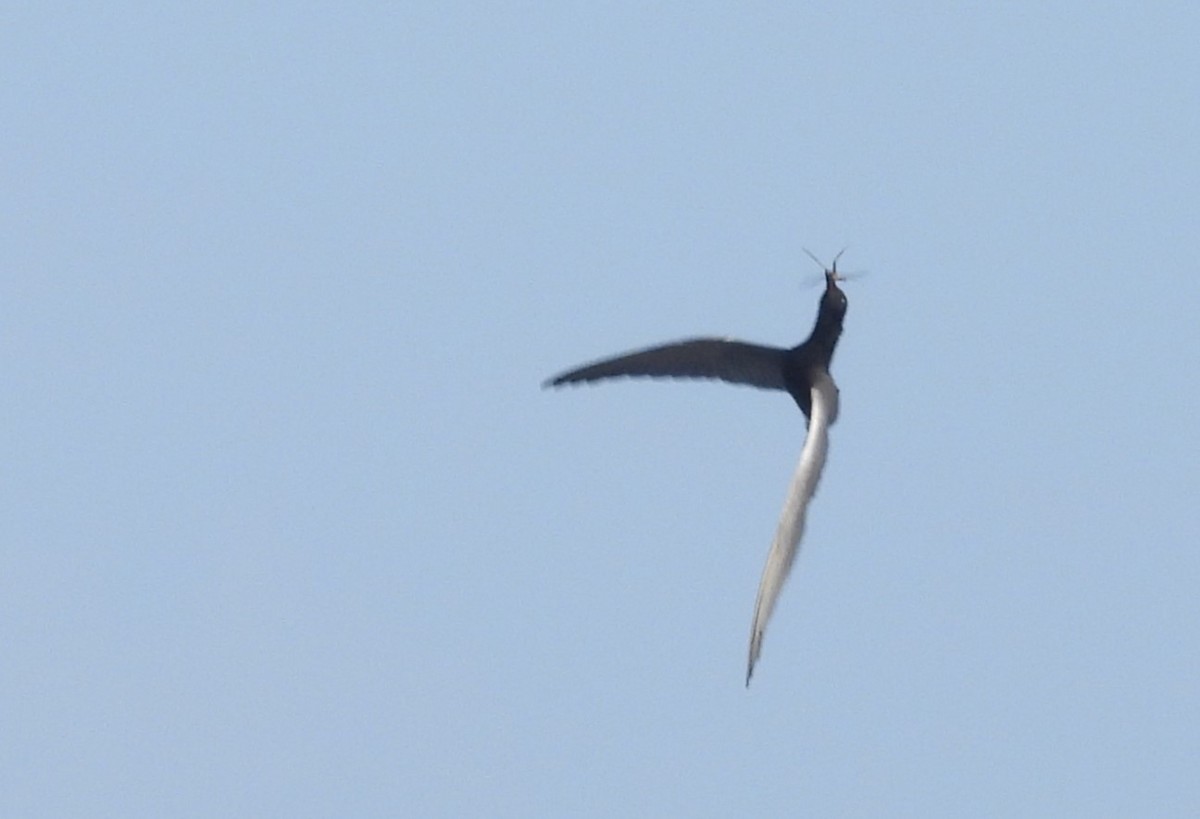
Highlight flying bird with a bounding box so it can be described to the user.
[544,252,849,684]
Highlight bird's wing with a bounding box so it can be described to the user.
[746,372,839,685]
[544,339,788,391]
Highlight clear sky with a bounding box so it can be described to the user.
[3,3,1199,817]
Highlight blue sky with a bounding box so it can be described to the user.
[3,3,1199,816]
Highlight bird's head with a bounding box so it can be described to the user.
[804,248,849,318]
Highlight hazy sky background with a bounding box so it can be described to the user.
[4,3,1199,816]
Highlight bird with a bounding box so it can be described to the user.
[544,251,849,684]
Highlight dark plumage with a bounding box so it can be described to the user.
[545,256,849,684]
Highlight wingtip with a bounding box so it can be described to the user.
[746,636,760,687]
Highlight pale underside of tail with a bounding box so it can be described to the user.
[746,372,839,685]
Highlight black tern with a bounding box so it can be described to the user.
[545,253,849,684]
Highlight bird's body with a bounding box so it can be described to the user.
[545,261,849,684]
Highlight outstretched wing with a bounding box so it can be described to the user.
[544,338,788,392]
[746,371,839,685]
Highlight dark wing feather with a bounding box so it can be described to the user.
[545,338,788,392]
